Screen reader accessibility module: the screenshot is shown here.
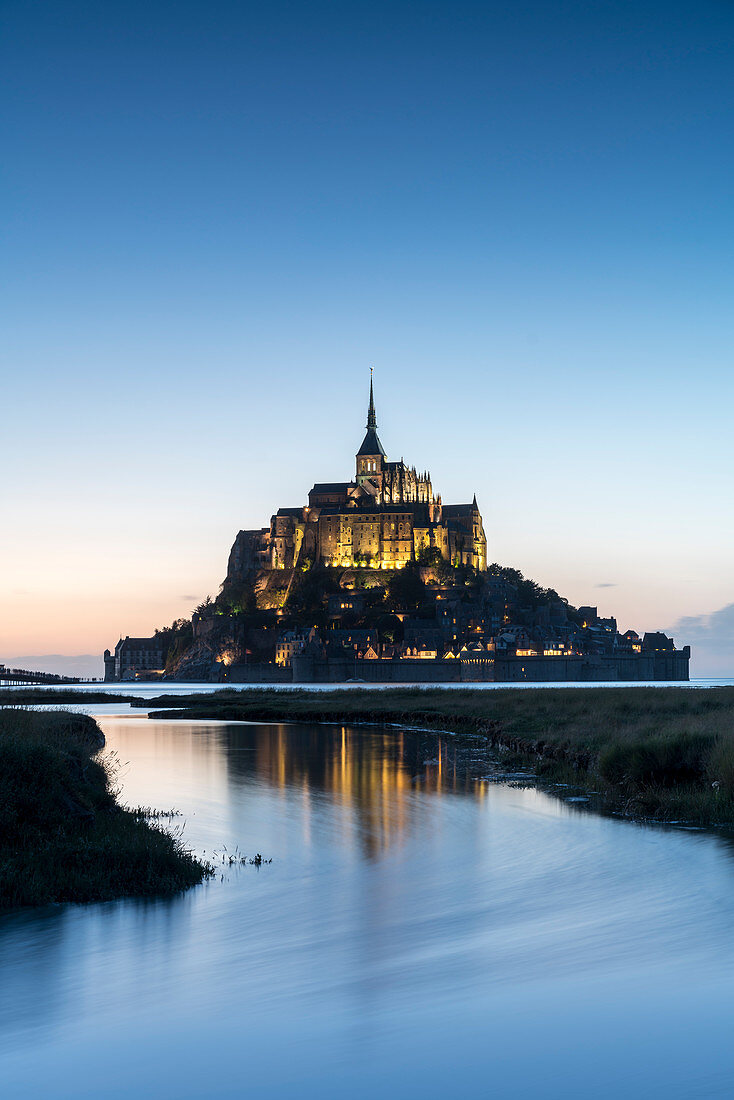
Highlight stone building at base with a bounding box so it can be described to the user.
[227,378,487,581]
[104,636,166,681]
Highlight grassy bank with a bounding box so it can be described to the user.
[0,709,211,908]
[139,686,734,826]
[0,688,137,705]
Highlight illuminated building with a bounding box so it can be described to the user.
[227,376,487,578]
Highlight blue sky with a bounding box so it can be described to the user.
[2,0,733,673]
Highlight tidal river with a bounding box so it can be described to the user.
[3,705,734,1098]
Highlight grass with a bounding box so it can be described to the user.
[0,709,211,909]
[0,688,137,705]
[136,685,734,826]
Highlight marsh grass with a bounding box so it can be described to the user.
[0,688,136,705]
[0,709,211,908]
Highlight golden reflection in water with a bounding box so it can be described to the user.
[101,717,492,861]
[225,723,484,859]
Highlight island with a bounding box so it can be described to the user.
[104,378,690,684]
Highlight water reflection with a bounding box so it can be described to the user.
[221,722,485,858]
[4,718,734,1098]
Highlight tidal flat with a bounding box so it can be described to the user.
[6,684,734,829]
[5,704,734,1096]
[136,685,734,827]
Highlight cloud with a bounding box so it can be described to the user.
[594,583,617,588]
[180,594,199,602]
[668,602,734,679]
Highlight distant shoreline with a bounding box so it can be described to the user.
[1,675,732,705]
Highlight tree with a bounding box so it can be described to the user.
[217,580,257,616]
[376,613,404,645]
[417,546,443,567]
[387,564,426,610]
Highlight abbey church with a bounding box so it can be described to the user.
[228,378,487,577]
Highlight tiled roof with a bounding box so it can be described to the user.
[356,428,386,456]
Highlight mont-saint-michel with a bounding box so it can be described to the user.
[105,378,690,684]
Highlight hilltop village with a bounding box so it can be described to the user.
[105,381,689,683]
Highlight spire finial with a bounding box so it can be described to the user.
[367,367,377,429]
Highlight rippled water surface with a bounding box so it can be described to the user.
[3,712,734,1098]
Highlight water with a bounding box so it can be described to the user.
[3,675,734,698]
[3,710,734,1098]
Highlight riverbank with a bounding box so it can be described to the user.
[0,688,135,704]
[0,709,211,908]
[139,685,734,826]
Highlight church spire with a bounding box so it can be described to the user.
[356,366,386,480]
[366,367,377,429]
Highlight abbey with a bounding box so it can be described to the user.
[104,379,691,683]
[228,377,487,577]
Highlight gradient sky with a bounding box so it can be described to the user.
[2,0,733,675]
